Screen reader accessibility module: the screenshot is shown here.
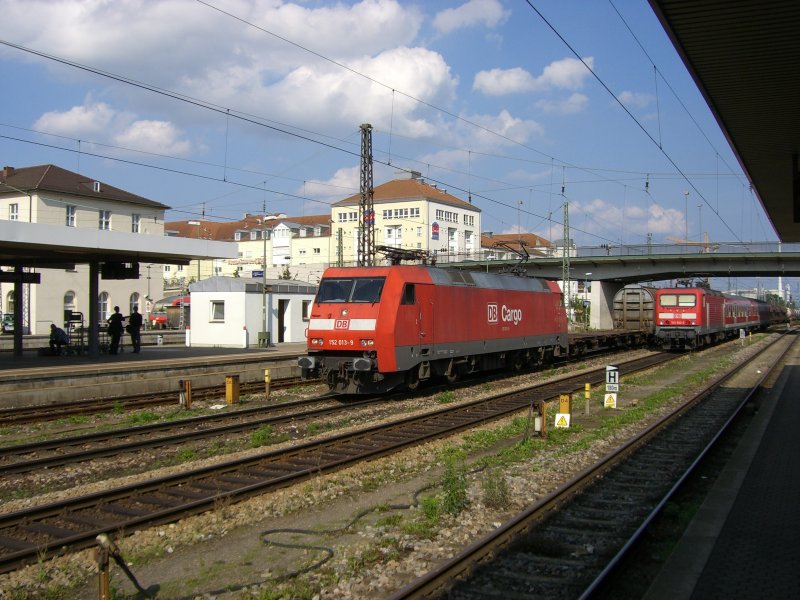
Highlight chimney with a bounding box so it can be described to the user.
[2,166,14,179]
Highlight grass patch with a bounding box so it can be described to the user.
[437,390,456,404]
[440,449,468,516]
[481,467,511,509]
[124,411,161,426]
[249,425,274,447]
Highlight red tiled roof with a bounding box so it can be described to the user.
[480,232,553,249]
[334,177,480,212]
[165,214,331,241]
[0,164,169,209]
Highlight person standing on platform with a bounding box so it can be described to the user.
[107,306,125,355]
[127,307,143,353]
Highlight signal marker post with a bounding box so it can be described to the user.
[555,394,571,428]
[605,365,619,409]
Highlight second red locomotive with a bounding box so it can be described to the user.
[298,265,567,394]
[654,287,785,350]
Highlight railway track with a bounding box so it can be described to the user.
[0,394,352,475]
[0,375,313,426]
[0,350,663,477]
[0,353,674,574]
[388,332,795,600]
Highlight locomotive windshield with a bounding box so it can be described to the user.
[659,293,696,307]
[316,277,385,304]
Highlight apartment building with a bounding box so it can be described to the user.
[0,164,168,333]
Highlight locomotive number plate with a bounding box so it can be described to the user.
[329,339,355,346]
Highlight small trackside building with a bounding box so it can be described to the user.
[188,277,316,347]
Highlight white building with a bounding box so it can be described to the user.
[164,171,486,291]
[331,171,481,263]
[188,277,316,347]
[0,164,168,333]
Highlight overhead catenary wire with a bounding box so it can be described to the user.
[523,0,745,246]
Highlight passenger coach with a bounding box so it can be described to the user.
[299,265,567,394]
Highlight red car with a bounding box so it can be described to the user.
[298,265,567,394]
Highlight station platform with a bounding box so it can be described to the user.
[645,343,800,598]
[0,338,309,408]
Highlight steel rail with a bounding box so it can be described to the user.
[0,375,312,426]
[387,333,793,600]
[0,353,673,574]
[0,394,344,474]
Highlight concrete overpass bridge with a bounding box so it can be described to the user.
[517,242,800,283]
[448,241,800,329]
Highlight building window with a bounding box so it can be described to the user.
[417,227,422,237]
[164,265,171,273]
[299,249,306,255]
[132,214,140,233]
[64,291,76,319]
[98,292,109,322]
[410,208,420,218]
[313,248,321,254]
[9,203,19,221]
[210,300,225,321]
[234,232,242,241]
[302,300,311,321]
[129,292,140,314]
[66,205,76,227]
[250,231,258,240]
[99,210,111,230]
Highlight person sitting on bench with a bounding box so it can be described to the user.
[49,324,69,354]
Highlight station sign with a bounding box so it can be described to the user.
[606,365,619,393]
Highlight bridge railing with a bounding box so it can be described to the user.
[575,242,800,257]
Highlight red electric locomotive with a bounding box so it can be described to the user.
[655,287,783,349]
[655,287,724,349]
[298,265,567,393]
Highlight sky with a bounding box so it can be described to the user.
[0,0,781,259]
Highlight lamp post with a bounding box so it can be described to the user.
[683,191,689,242]
[187,220,201,281]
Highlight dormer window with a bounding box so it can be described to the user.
[250,231,258,240]
[234,232,242,241]
[93,181,101,193]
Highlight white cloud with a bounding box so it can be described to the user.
[33,101,119,138]
[33,100,193,156]
[113,121,192,156]
[473,57,594,96]
[561,198,683,242]
[433,0,510,34]
[618,90,654,109]
[535,93,589,115]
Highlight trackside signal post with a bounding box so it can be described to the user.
[604,365,619,408]
[555,394,571,428]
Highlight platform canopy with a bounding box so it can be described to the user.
[0,220,235,269]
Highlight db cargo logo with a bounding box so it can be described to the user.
[487,303,522,325]
[334,319,350,330]
[487,303,498,323]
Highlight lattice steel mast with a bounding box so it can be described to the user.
[562,201,571,324]
[358,123,375,267]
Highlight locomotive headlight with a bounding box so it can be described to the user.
[311,338,324,345]
[360,338,375,347]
